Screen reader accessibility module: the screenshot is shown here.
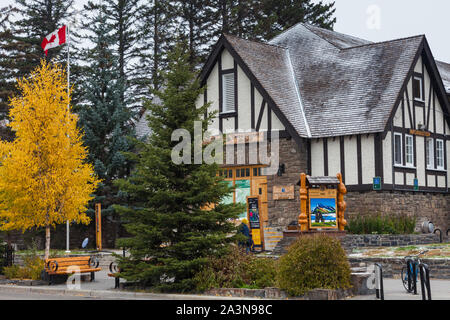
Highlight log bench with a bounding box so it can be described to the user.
[44,256,101,284]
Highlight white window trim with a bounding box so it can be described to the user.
[426,138,434,169]
[413,76,424,102]
[405,134,414,167]
[436,139,445,170]
[393,132,403,166]
[221,73,235,113]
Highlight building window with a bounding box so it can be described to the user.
[394,133,402,165]
[222,73,235,113]
[436,139,444,170]
[413,76,424,101]
[426,138,434,169]
[405,134,414,167]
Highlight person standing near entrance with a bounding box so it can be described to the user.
[238,219,253,253]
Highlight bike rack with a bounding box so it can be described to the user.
[405,258,418,295]
[374,263,384,300]
[418,263,432,300]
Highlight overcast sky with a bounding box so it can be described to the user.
[1,0,449,62]
[319,0,450,62]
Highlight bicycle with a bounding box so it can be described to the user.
[401,250,428,293]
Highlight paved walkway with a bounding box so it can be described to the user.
[350,278,450,300]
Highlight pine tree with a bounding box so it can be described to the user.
[0,0,77,141]
[173,0,217,66]
[136,0,176,94]
[114,43,243,291]
[254,0,336,40]
[78,1,137,243]
[102,0,141,108]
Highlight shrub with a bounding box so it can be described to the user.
[193,245,276,292]
[3,255,44,280]
[345,213,416,234]
[3,265,20,279]
[277,234,351,296]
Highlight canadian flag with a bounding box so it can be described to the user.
[41,25,67,56]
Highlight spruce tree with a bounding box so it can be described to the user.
[78,1,136,244]
[254,0,336,40]
[114,43,243,292]
[0,0,76,140]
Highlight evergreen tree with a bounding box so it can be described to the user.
[114,43,243,291]
[103,0,141,108]
[254,0,336,40]
[136,0,176,93]
[78,1,136,242]
[0,0,76,141]
[173,0,217,65]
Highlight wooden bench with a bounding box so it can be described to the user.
[44,256,101,284]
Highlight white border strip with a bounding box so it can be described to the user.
[286,49,311,138]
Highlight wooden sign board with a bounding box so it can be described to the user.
[308,189,338,229]
[409,129,431,137]
[247,196,264,250]
[273,185,295,200]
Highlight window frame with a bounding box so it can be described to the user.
[436,139,445,170]
[413,75,424,102]
[393,132,403,166]
[221,73,235,113]
[405,134,414,167]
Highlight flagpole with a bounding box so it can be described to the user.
[66,23,71,254]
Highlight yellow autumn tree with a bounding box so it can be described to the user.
[0,60,100,259]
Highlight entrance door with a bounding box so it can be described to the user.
[251,177,268,225]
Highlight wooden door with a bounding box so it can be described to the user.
[252,177,268,224]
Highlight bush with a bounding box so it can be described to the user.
[3,265,20,279]
[3,255,44,280]
[345,213,416,234]
[277,234,351,296]
[193,245,276,292]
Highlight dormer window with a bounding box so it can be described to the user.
[222,73,235,113]
[413,75,424,101]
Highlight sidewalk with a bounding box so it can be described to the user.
[0,270,258,300]
[350,278,450,300]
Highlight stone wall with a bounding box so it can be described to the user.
[272,233,441,256]
[345,190,449,235]
[341,234,440,250]
[266,137,308,227]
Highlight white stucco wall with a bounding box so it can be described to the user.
[361,135,375,184]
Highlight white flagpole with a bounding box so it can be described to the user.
[66,23,71,254]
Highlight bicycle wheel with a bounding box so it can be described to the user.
[401,266,411,292]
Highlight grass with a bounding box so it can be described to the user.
[348,243,450,259]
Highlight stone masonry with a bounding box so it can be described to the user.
[345,191,449,236]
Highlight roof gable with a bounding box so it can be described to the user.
[199,23,449,139]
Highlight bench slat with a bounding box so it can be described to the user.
[48,267,101,275]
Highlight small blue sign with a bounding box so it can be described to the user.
[414,178,419,191]
[373,177,381,190]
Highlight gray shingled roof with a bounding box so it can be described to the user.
[225,23,428,138]
[436,60,450,94]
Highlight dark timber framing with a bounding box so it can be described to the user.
[199,35,303,146]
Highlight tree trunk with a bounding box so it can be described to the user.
[45,225,50,260]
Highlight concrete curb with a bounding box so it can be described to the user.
[0,284,262,300]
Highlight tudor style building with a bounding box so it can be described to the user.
[192,22,450,246]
